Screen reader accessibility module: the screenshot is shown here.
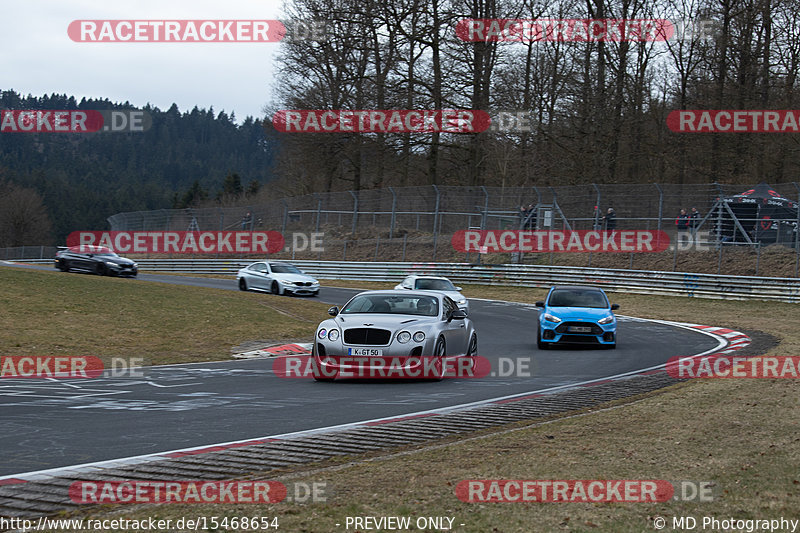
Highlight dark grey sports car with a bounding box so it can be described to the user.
[54,245,138,277]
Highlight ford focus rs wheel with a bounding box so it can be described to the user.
[537,327,548,350]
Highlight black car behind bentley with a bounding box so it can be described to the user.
[55,245,138,277]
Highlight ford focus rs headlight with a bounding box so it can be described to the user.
[328,329,340,341]
[413,331,425,343]
[456,298,466,305]
[397,331,411,343]
[598,316,614,325]
[543,313,561,323]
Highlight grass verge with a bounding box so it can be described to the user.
[0,267,329,365]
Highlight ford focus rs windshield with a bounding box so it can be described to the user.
[548,290,608,308]
[342,295,439,316]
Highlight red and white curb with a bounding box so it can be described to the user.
[0,319,750,485]
[232,343,312,359]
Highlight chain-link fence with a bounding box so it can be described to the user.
[5,183,799,277]
[1,246,58,261]
[107,182,800,237]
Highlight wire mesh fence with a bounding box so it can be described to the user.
[107,182,800,237]
[4,183,799,277]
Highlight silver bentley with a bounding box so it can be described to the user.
[312,290,478,381]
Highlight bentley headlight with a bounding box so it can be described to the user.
[543,313,561,323]
[598,316,614,325]
[397,331,411,343]
[328,329,340,341]
[318,329,327,339]
[412,331,425,343]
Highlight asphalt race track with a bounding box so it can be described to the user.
[0,263,721,477]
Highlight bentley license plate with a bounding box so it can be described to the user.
[348,348,383,356]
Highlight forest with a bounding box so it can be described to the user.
[0,90,276,245]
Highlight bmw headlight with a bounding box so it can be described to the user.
[543,313,561,323]
[277,278,294,284]
[318,329,327,339]
[328,329,340,341]
[412,331,425,343]
[598,315,614,325]
[397,331,411,343]
[105,261,117,267]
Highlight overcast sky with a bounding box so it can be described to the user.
[1,0,285,121]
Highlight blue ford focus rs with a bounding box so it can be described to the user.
[535,286,619,349]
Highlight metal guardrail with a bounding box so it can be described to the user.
[16,258,800,303]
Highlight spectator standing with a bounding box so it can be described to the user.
[689,207,701,230]
[601,208,616,231]
[526,204,536,229]
[241,211,252,230]
[676,209,689,233]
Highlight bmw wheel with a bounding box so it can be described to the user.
[95,263,106,276]
[271,281,281,295]
[238,278,248,291]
